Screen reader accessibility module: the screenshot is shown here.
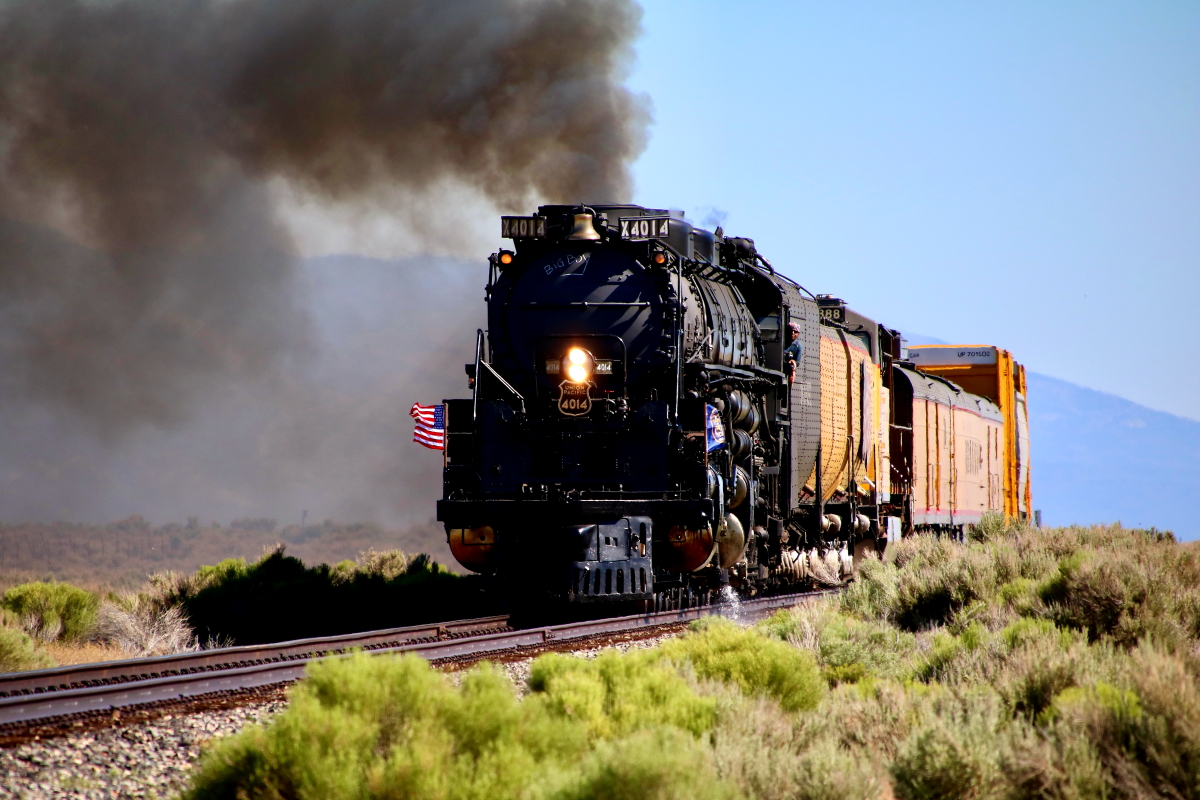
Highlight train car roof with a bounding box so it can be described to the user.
[895,365,1004,423]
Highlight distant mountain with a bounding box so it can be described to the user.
[1026,373,1199,539]
[903,333,1199,539]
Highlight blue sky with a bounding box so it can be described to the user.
[626,0,1200,420]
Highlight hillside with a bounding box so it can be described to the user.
[1028,372,1199,538]
[0,517,453,593]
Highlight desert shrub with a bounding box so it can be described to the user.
[890,692,1006,800]
[997,577,1038,611]
[162,546,499,645]
[966,510,1010,543]
[757,606,813,641]
[712,691,890,800]
[1036,536,1200,649]
[356,548,432,580]
[0,626,54,672]
[998,617,1074,652]
[1003,721,1110,800]
[94,595,196,656]
[915,631,967,681]
[529,649,717,738]
[893,540,1001,630]
[182,652,737,800]
[181,524,1200,800]
[557,728,736,800]
[1,581,98,642]
[660,617,825,711]
[762,600,917,685]
[995,636,1092,721]
[1037,644,1200,798]
[840,553,900,621]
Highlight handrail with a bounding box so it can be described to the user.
[473,328,484,423]
[478,361,526,414]
[472,328,525,417]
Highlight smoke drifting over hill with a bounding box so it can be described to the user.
[0,0,647,433]
[0,0,647,528]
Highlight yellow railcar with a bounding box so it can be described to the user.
[906,345,1032,523]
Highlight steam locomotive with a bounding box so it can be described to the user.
[436,204,1031,609]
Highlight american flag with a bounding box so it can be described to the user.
[410,403,445,450]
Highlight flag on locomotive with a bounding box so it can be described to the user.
[410,403,445,451]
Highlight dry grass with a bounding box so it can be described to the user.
[40,640,129,667]
[94,599,197,657]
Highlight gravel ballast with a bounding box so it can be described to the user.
[0,703,286,800]
[0,632,682,799]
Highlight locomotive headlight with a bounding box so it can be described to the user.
[563,347,593,383]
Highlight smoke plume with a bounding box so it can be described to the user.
[0,0,648,436]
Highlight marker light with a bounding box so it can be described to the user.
[652,252,667,265]
[498,250,514,265]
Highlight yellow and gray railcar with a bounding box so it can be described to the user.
[901,344,1032,527]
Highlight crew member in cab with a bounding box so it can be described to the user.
[785,321,803,384]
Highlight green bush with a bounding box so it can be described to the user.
[1,581,98,642]
[660,617,825,711]
[180,523,1200,800]
[889,689,1006,800]
[1036,541,1200,649]
[529,649,717,739]
[183,651,738,800]
[840,554,900,620]
[712,692,889,800]
[1033,645,1200,798]
[761,601,917,685]
[158,547,501,645]
[0,626,54,673]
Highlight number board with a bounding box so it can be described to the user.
[818,306,845,323]
[619,216,671,240]
[501,216,546,239]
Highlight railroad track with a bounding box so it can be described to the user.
[0,589,833,743]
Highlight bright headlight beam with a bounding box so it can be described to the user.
[567,348,587,365]
[567,364,589,382]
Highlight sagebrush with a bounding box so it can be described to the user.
[181,519,1200,800]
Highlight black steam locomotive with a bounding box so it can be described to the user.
[436,204,901,610]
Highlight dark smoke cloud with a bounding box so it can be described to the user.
[0,0,647,436]
[0,254,484,530]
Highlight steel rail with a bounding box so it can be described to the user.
[0,590,831,729]
[0,616,513,699]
